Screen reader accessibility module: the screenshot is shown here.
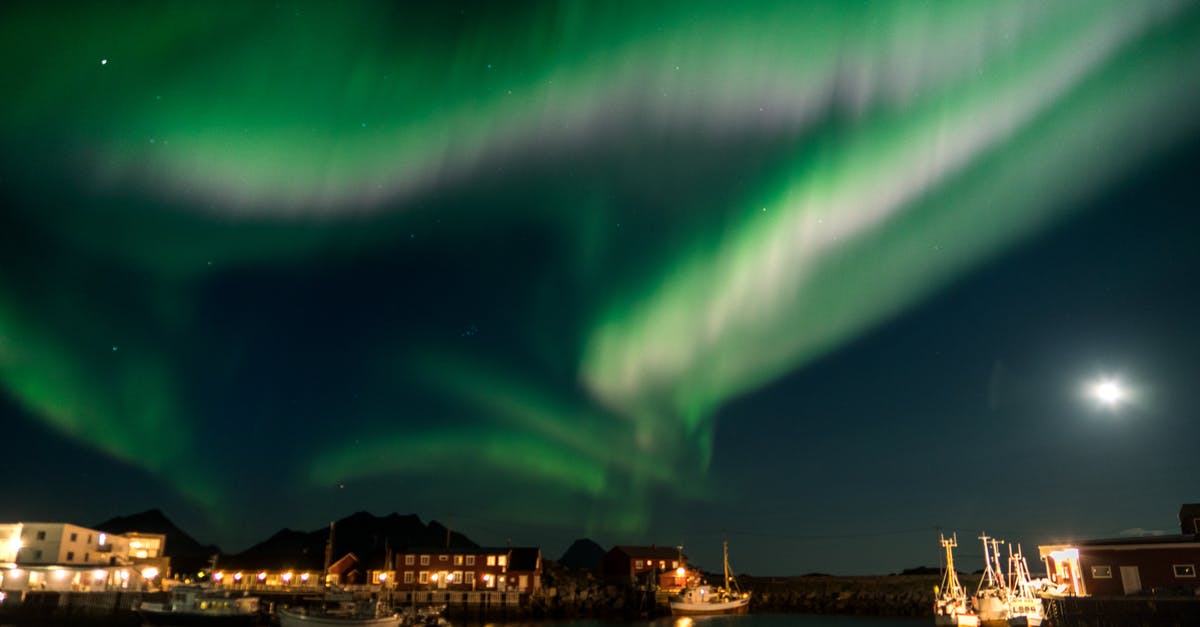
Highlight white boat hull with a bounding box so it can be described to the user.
[1006,616,1042,627]
[934,614,980,627]
[669,596,750,616]
[278,607,401,627]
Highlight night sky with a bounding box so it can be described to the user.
[1,1,1199,576]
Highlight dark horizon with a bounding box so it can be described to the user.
[2,1,1198,577]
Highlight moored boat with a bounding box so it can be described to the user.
[136,584,261,626]
[1005,544,1043,627]
[669,540,751,616]
[974,534,1010,626]
[933,533,980,627]
[278,605,400,627]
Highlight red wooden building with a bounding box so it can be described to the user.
[602,545,689,590]
[1039,503,1200,596]
[391,546,541,593]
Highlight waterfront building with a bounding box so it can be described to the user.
[602,545,689,590]
[0,522,168,593]
[392,546,542,593]
[1038,503,1200,596]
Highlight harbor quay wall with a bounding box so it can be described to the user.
[738,574,938,616]
[1043,595,1200,627]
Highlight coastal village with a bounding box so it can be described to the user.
[0,504,1198,625]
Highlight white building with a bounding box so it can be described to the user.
[0,522,167,593]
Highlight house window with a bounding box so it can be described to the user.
[36,531,46,540]
[487,556,496,566]
[498,556,506,567]
[1091,566,1112,579]
[635,559,643,569]
[84,553,89,562]
[404,572,414,584]
[35,550,43,559]
[405,555,415,565]
[453,571,463,584]
[419,571,429,584]
[1174,564,1196,578]
[672,561,678,569]
[439,555,448,562]
[420,555,430,566]
[660,560,666,569]
[466,556,475,566]
[465,571,474,584]
[70,533,78,542]
[87,535,92,543]
[67,551,75,561]
[454,555,463,565]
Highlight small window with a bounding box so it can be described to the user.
[454,555,463,565]
[84,553,90,562]
[466,571,474,583]
[487,555,496,566]
[70,533,78,542]
[439,555,448,562]
[87,534,92,543]
[419,571,429,584]
[498,555,506,567]
[1091,565,1112,579]
[35,549,43,559]
[660,560,666,569]
[635,559,644,569]
[1174,564,1196,578]
[36,531,46,540]
[405,555,415,565]
[404,572,414,584]
[67,551,75,561]
[466,556,475,566]
[672,561,678,569]
[420,555,430,566]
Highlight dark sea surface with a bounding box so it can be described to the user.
[487,616,925,627]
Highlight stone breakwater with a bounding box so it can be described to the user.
[527,570,941,619]
[739,574,939,616]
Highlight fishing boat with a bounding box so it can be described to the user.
[1004,544,1044,627]
[136,584,261,626]
[668,540,751,616]
[278,603,400,627]
[933,533,979,626]
[973,534,1010,626]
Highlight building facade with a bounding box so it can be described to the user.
[1039,504,1200,596]
[0,522,168,593]
[602,545,688,589]
[390,547,541,593]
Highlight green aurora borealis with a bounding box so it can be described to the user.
[2,1,1199,572]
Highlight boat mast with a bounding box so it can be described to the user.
[939,532,964,599]
[723,538,730,591]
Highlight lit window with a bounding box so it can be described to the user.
[439,555,448,562]
[660,561,666,569]
[419,571,429,584]
[1091,566,1112,578]
[404,572,414,584]
[465,571,474,583]
[498,556,506,567]
[466,556,475,566]
[420,555,430,566]
[487,556,496,566]
[672,561,678,569]
[405,555,415,566]
[1174,564,1196,578]
[454,555,463,565]
[635,560,643,569]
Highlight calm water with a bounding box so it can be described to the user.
[487,616,925,627]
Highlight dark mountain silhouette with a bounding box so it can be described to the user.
[221,511,478,570]
[558,538,606,571]
[94,508,219,574]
